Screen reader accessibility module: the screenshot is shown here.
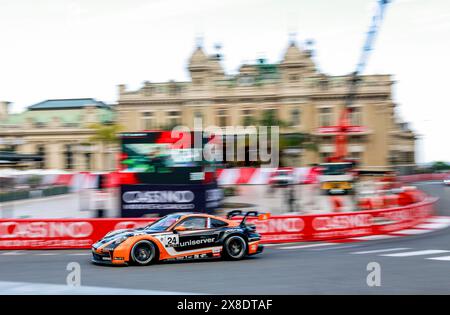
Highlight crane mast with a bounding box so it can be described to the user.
[332,0,391,161]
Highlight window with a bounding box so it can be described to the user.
[193,78,203,86]
[290,109,301,127]
[262,109,278,123]
[239,74,254,86]
[194,110,203,119]
[349,136,362,143]
[64,144,73,170]
[320,152,330,163]
[169,84,180,96]
[217,109,229,127]
[319,107,333,127]
[318,78,329,90]
[289,74,299,82]
[177,217,207,230]
[34,121,46,128]
[85,152,92,170]
[142,112,155,130]
[210,218,228,228]
[167,110,181,127]
[143,83,153,96]
[242,109,253,126]
[349,152,361,161]
[349,107,362,126]
[36,145,45,169]
[145,214,182,231]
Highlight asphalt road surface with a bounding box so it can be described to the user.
[0,182,448,294]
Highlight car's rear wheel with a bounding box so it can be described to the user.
[130,240,156,266]
[223,236,247,260]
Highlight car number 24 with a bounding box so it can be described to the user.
[163,234,180,247]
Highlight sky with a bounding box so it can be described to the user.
[0,0,449,163]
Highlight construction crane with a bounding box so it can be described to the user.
[331,0,391,162]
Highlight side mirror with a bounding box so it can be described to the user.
[258,213,270,220]
[173,226,187,232]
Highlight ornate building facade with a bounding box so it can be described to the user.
[117,40,416,168]
[0,41,416,171]
[0,99,116,171]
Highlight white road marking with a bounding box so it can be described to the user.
[263,244,283,247]
[0,281,200,295]
[381,250,450,257]
[427,217,450,224]
[392,229,432,235]
[415,222,450,230]
[0,251,25,256]
[427,256,450,261]
[312,244,361,251]
[351,234,398,241]
[351,248,411,255]
[278,243,336,250]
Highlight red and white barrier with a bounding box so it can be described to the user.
[0,197,436,250]
[398,173,449,183]
[217,167,318,185]
[4,168,447,191]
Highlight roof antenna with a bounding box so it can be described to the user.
[213,43,222,60]
[288,31,297,46]
[195,34,204,48]
[305,39,315,57]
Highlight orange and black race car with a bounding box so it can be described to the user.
[91,211,266,266]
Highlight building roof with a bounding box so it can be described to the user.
[29,98,109,110]
[0,99,115,127]
[188,46,209,67]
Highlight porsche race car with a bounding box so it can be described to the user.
[92,211,266,266]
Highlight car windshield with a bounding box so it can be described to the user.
[144,214,182,231]
[320,163,353,175]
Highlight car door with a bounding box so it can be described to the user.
[172,217,219,254]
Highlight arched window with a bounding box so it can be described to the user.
[290,109,301,126]
[36,145,45,169]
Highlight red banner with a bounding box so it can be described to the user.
[316,126,368,134]
[0,198,436,249]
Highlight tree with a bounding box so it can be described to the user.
[241,111,317,167]
[88,123,123,170]
[430,161,450,172]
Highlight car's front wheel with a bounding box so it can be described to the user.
[223,236,247,260]
[130,240,157,266]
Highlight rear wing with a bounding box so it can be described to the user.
[226,210,270,226]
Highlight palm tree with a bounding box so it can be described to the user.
[88,123,123,171]
[243,111,317,166]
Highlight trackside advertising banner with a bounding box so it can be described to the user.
[244,197,436,243]
[120,183,223,217]
[0,218,157,250]
[0,198,436,250]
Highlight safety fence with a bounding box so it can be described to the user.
[398,173,449,183]
[0,197,436,250]
[2,169,447,192]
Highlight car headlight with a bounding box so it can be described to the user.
[111,236,129,245]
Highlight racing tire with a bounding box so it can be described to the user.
[130,240,157,266]
[223,235,247,261]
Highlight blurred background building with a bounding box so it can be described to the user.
[0,98,116,171]
[0,40,417,171]
[117,40,416,168]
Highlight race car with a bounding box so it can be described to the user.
[91,211,266,266]
[443,176,450,186]
[268,168,294,187]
